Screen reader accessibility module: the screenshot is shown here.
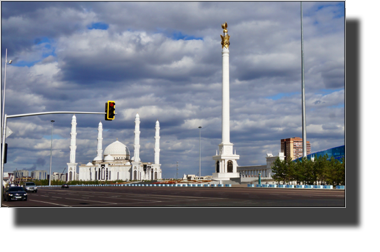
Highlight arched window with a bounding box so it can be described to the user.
[216,161,220,173]
[106,168,108,180]
[151,169,154,181]
[227,161,233,173]
[154,172,157,180]
[95,171,97,181]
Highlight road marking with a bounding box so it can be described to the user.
[29,199,71,207]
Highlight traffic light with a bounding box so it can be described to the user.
[3,143,8,164]
[105,101,116,120]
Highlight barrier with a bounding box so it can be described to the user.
[268,184,277,188]
[296,185,305,189]
[217,184,224,187]
[336,185,345,189]
[278,185,286,188]
[197,184,203,187]
[204,184,210,187]
[247,184,254,187]
[211,184,217,187]
[261,184,269,188]
[286,185,295,188]
[225,184,232,187]
[323,185,333,189]
[313,185,324,189]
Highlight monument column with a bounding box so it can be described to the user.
[212,22,240,181]
[67,115,78,181]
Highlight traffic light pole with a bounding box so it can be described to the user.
[1,111,107,196]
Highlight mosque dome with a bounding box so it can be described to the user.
[86,162,93,166]
[104,155,114,161]
[103,140,130,159]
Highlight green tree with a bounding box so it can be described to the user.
[271,157,286,183]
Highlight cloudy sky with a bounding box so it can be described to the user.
[1,1,344,178]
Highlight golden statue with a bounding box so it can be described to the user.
[220,22,230,49]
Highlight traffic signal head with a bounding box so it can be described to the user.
[105,101,116,121]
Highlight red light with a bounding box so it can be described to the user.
[110,103,114,107]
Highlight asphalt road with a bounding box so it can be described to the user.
[1,186,345,207]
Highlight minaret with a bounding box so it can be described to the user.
[212,22,239,181]
[94,122,103,161]
[152,119,161,180]
[67,115,78,181]
[133,114,140,162]
[154,120,160,165]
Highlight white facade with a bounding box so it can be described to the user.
[78,114,162,181]
[238,152,285,181]
[212,24,240,180]
[31,170,47,180]
[14,170,29,178]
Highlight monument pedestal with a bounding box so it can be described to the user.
[212,143,239,181]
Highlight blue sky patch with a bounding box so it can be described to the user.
[87,22,109,30]
[170,31,203,41]
[43,134,65,140]
[266,92,299,100]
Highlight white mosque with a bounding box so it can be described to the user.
[66,113,162,182]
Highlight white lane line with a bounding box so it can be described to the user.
[29,199,71,207]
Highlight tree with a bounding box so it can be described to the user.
[271,157,286,183]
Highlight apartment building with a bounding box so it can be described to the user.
[281,137,311,160]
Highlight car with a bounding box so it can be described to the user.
[61,184,69,189]
[23,182,38,193]
[3,186,27,201]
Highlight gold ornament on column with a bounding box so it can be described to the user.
[220,22,230,49]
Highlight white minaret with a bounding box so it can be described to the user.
[133,114,140,162]
[94,122,103,161]
[154,120,160,165]
[212,23,240,181]
[151,119,162,180]
[67,115,78,181]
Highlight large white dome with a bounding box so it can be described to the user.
[103,140,130,158]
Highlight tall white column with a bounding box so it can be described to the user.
[222,46,230,144]
[134,114,140,162]
[154,120,160,165]
[67,115,78,181]
[212,22,239,181]
[69,115,77,164]
[96,122,103,160]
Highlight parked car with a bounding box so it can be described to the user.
[3,186,27,201]
[61,184,69,189]
[23,182,38,193]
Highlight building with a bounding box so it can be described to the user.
[281,137,311,160]
[238,152,285,182]
[74,113,162,182]
[293,145,345,162]
[14,170,29,178]
[31,170,47,180]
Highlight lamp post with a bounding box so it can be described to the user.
[1,48,12,191]
[198,126,202,179]
[49,120,55,186]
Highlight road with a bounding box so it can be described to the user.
[1,186,345,207]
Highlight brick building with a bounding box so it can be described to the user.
[281,137,311,160]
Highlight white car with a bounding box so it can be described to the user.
[23,182,38,193]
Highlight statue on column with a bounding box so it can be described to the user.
[220,22,230,48]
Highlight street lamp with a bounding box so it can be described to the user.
[1,48,12,191]
[49,120,55,186]
[198,126,202,179]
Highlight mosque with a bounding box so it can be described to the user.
[66,113,162,182]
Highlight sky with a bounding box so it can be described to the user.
[1,1,345,179]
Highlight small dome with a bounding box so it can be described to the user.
[93,156,102,161]
[104,155,114,161]
[103,140,130,158]
[86,162,93,166]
